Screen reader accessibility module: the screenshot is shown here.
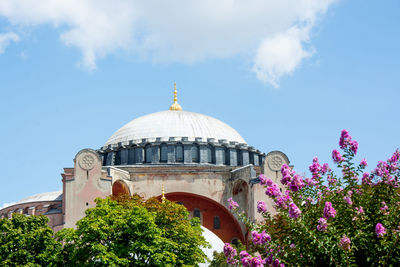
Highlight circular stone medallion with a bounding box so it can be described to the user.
[268,155,284,172]
[79,154,96,170]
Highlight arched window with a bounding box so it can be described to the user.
[193,208,201,218]
[112,180,130,196]
[176,144,184,162]
[206,145,213,163]
[115,150,122,165]
[191,145,199,163]
[145,145,152,163]
[231,238,239,246]
[160,144,168,162]
[213,216,220,229]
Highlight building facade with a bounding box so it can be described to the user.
[0,85,290,244]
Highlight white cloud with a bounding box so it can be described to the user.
[0,32,19,54]
[0,0,336,86]
[253,26,314,88]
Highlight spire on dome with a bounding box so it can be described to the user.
[169,82,182,111]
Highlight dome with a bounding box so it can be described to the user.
[105,110,246,146]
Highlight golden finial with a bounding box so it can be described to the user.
[169,82,182,111]
[161,184,166,203]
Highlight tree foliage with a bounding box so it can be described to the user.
[57,194,209,266]
[0,195,209,266]
[224,130,400,266]
[0,214,62,266]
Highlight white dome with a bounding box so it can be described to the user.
[105,110,246,146]
[200,226,224,267]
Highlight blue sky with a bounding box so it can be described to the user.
[0,0,399,207]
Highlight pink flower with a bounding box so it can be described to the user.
[321,163,330,174]
[360,158,368,167]
[350,140,358,154]
[259,174,267,185]
[375,223,386,237]
[250,256,266,267]
[380,201,389,214]
[281,164,292,185]
[266,184,281,197]
[289,202,301,219]
[355,206,364,214]
[344,196,352,206]
[252,231,262,245]
[362,172,371,185]
[339,235,351,250]
[323,201,336,219]
[332,149,343,163]
[261,230,271,243]
[289,174,304,192]
[339,129,351,149]
[223,243,236,257]
[257,201,267,213]
[317,217,328,231]
[240,251,251,266]
[228,197,239,210]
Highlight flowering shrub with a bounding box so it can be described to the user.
[225,130,400,266]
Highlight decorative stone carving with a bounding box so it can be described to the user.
[79,154,96,170]
[268,155,284,171]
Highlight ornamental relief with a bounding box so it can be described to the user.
[268,155,284,172]
[79,153,96,170]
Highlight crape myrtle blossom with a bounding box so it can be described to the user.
[223,130,400,266]
[344,196,352,206]
[288,202,301,219]
[339,235,351,250]
[375,223,386,238]
[252,230,271,246]
[355,206,364,214]
[323,201,336,219]
[380,202,389,215]
[317,217,328,231]
[360,158,367,167]
[266,183,281,197]
[259,174,267,186]
[224,243,238,265]
[228,197,239,210]
[257,201,267,213]
[332,149,343,163]
[362,172,372,185]
[240,251,251,266]
[281,164,292,185]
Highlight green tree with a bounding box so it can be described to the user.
[57,194,209,266]
[0,214,62,266]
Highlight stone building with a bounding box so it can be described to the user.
[0,84,290,244]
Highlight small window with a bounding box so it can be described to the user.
[213,216,220,229]
[176,144,184,162]
[193,208,201,218]
[115,151,122,165]
[160,144,168,162]
[145,146,153,163]
[231,238,239,246]
[207,146,213,163]
[192,145,199,163]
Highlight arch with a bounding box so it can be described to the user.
[158,192,245,244]
[112,180,131,196]
[232,180,249,214]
